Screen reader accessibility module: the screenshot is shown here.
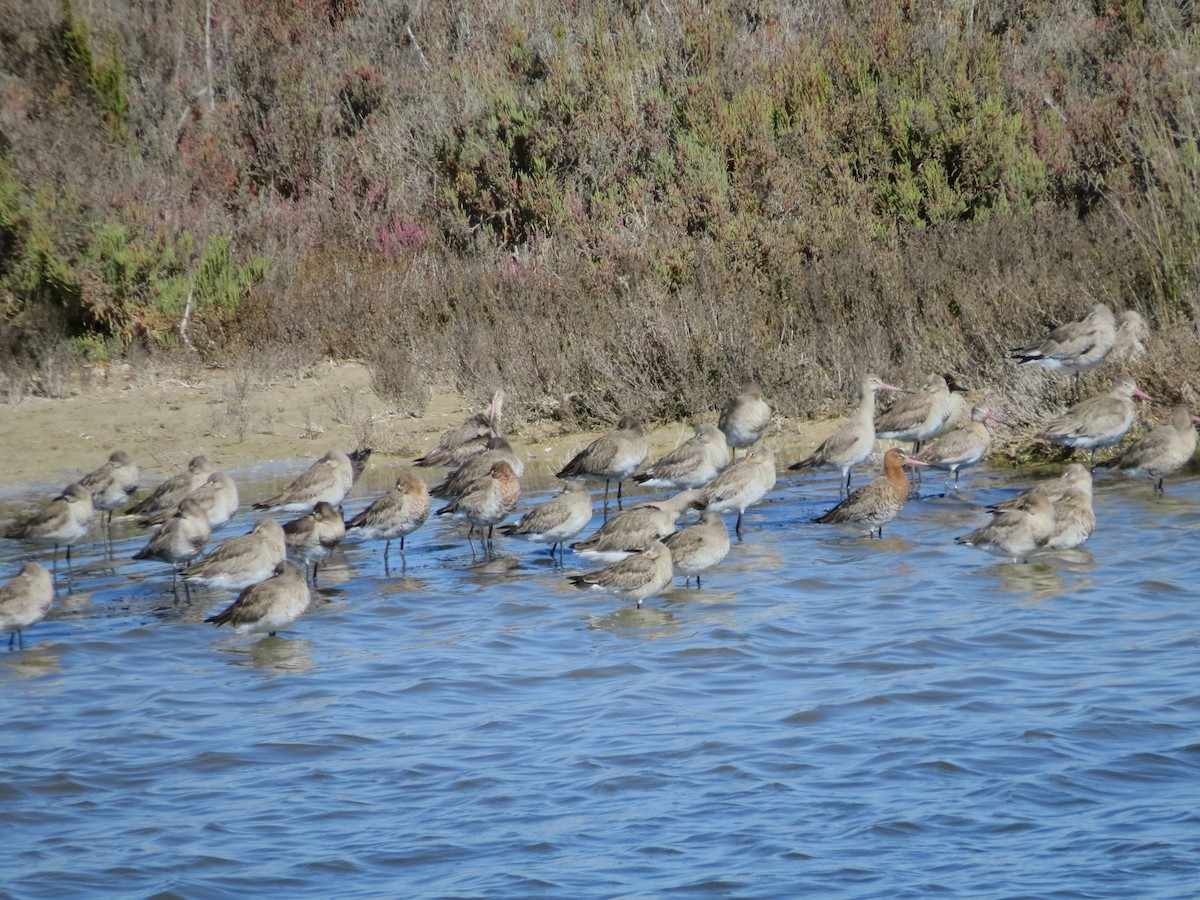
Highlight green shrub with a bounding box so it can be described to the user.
[0,151,265,348]
[59,1,128,140]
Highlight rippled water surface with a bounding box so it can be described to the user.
[3,455,1200,898]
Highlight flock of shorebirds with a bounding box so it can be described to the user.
[0,303,1193,647]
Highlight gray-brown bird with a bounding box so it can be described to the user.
[1011,303,1117,400]
[910,406,1001,489]
[1100,403,1199,492]
[416,390,505,468]
[568,540,674,608]
[0,562,55,650]
[430,435,524,500]
[571,489,705,562]
[1042,483,1095,551]
[875,373,962,455]
[346,471,431,574]
[990,463,1094,515]
[133,497,211,598]
[790,374,903,495]
[283,501,346,585]
[78,449,139,529]
[182,517,286,591]
[718,383,772,459]
[955,493,1056,563]
[1112,310,1148,365]
[141,471,240,530]
[633,423,731,490]
[700,444,777,540]
[204,561,311,637]
[127,455,215,517]
[497,481,593,564]
[436,459,521,557]
[1037,376,1152,465]
[662,510,730,588]
[254,449,360,513]
[557,415,649,512]
[3,483,95,579]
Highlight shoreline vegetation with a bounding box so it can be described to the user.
[1,355,1194,494]
[2,2,1199,478]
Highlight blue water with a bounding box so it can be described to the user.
[2,457,1199,898]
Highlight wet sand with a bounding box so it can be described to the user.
[0,359,848,490]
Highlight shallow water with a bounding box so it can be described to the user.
[3,455,1200,898]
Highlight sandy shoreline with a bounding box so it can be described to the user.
[0,360,843,494]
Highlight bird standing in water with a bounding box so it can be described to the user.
[700,444,777,541]
[790,374,903,496]
[568,540,675,608]
[556,416,648,514]
[346,471,430,574]
[436,460,521,559]
[3,483,96,580]
[204,561,311,638]
[1100,403,1199,492]
[0,562,55,650]
[815,448,918,538]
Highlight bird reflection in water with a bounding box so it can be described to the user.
[0,643,62,677]
[978,559,1070,601]
[220,635,316,674]
[586,602,679,637]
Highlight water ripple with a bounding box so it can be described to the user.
[2,466,1200,896]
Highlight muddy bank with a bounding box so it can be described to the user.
[0,360,849,493]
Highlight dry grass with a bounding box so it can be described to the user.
[2,0,1199,436]
[233,203,1196,448]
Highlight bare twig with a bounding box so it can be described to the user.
[205,0,215,112]
[180,287,197,353]
[406,24,431,71]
